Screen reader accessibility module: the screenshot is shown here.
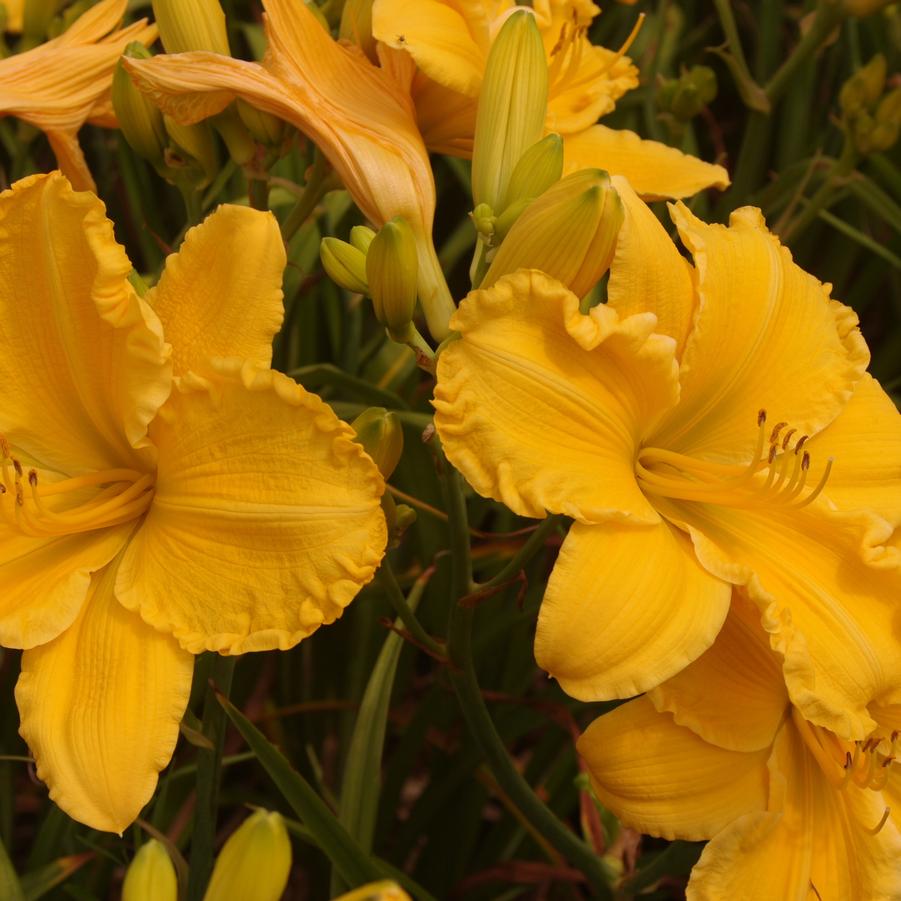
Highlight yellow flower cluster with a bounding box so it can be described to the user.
[0,0,897,898]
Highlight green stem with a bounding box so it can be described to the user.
[288,363,409,409]
[187,655,237,901]
[247,173,270,211]
[478,515,562,590]
[377,562,445,658]
[441,467,613,897]
[281,153,337,242]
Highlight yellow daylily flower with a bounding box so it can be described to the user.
[123,0,455,339]
[372,0,729,198]
[1,172,387,833]
[433,180,901,737]
[333,881,412,901]
[579,594,901,900]
[0,0,156,191]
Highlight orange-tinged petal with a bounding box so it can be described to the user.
[653,205,870,463]
[607,176,695,357]
[433,269,680,523]
[0,521,131,649]
[535,519,730,699]
[16,561,193,834]
[147,205,285,377]
[0,173,171,474]
[563,126,729,199]
[116,361,387,655]
[44,130,95,192]
[674,499,901,739]
[411,72,476,156]
[578,697,769,841]
[805,373,901,526]
[650,592,788,752]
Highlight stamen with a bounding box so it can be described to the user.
[791,456,833,509]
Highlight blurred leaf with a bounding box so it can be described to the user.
[0,836,24,901]
[21,853,92,901]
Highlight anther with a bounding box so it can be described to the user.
[0,436,8,458]
[757,409,767,426]
[12,459,22,478]
[883,756,895,768]
[801,452,810,471]
[27,470,37,487]
[794,435,809,454]
[768,444,778,464]
[770,421,788,444]
[844,752,853,768]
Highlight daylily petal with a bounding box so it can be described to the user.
[411,71,477,157]
[578,696,769,841]
[653,205,870,463]
[44,130,94,192]
[607,176,695,357]
[0,522,131,649]
[805,373,901,526]
[0,173,171,474]
[649,592,788,752]
[563,126,730,199]
[16,561,193,834]
[116,361,387,655]
[147,205,285,377]
[535,519,730,699]
[675,499,901,739]
[372,0,496,97]
[434,269,679,523]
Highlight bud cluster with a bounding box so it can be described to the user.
[839,54,901,155]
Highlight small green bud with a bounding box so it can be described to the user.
[320,237,369,294]
[350,224,376,254]
[122,841,177,901]
[876,86,901,125]
[351,407,404,479]
[339,0,377,62]
[152,0,230,54]
[236,99,286,147]
[366,217,418,335]
[210,110,255,166]
[840,54,887,119]
[471,202,496,240]
[113,44,167,165]
[502,134,564,212]
[483,169,624,299]
[658,66,717,121]
[163,115,218,188]
[203,811,291,901]
[471,10,548,212]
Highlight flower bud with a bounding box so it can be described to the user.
[657,66,717,120]
[236,99,286,147]
[203,810,291,901]
[350,225,376,255]
[152,0,230,55]
[471,202,496,241]
[333,881,412,901]
[471,10,548,213]
[483,169,624,299]
[23,0,63,43]
[351,407,403,479]
[122,840,177,901]
[841,0,895,16]
[340,0,377,62]
[366,217,418,336]
[321,237,369,294]
[163,115,218,188]
[502,134,564,212]
[113,44,167,166]
[840,54,886,118]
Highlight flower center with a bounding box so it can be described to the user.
[0,435,154,539]
[635,410,834,510]
[792,708,895,834]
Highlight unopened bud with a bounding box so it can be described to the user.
[483,169,624,299]
[350,225,376,254]
[237,99,285,147]
[471,202,496,240]
[321,237,369,294]
[152,0,229,54]
[351,407,403,479]
[333,881,412,901]
[122,840,177,901]
[840,54,886,118]
[113,44,167,165]
[202,810,291,901]
[503,134,564,212]
[841,0,895,16]
[23,0,62,43]
[210,110,255,166]
[658,66,717,120]
[472,10,548,212]
[163,115,218,188]
[340,0,377,62]
[366,217,418,335]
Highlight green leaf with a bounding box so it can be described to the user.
[20,854,91,901]
[216,692,385,888]
[0,835,25,901]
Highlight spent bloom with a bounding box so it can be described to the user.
[580,594,901,900]
[0,0,156,190]
[1,173,387,832]
[372,0,729,198]
[434,179,901,738]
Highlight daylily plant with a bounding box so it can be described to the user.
[371,0,729,198]
[0,172,387,832]
[0,0,156,190]
[580,594,901,899]
[123,0,455,339]
[433,181,901,739]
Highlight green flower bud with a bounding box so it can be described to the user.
[471,10,548,213]
[320,237,369,294]
[210,110,255,166]
[471,202,496,240]
[351,407,403,479]
[840,54,887,119]
[152,0,229,54]
[658,66,717,121]
[236,99,285,147]
[122,841,177,901]
[339,0,377,62]
[163,115,218,188]
[366,217,418,335]
[203,811,291,901]
[483,169,624,299]
[350,224,376,254]
[113,44,167,166]
[502,134,564,211]
[23,0,64,43]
